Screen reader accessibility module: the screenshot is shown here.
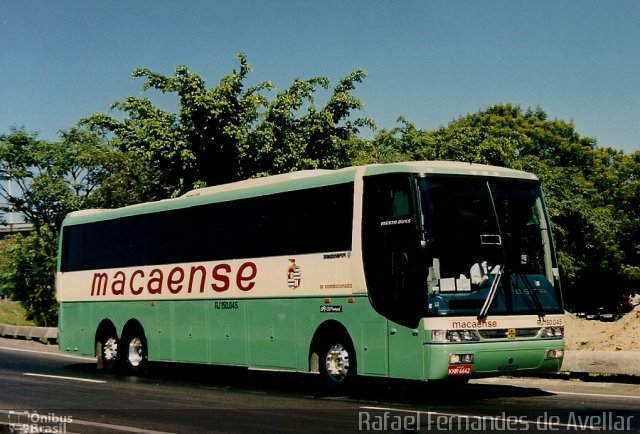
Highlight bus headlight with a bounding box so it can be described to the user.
[545,349,564,360]
[541,327,564,338]
[449,353,474,364]
[431,330,480,343]
[432,330,447,342]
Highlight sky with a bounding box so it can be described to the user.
[1,1,639,153]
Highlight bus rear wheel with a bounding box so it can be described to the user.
[97,333,119,371]
[121,327,148,374]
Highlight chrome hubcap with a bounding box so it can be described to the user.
[128,337,144,367]
[103,337,118,361]
[325,343,350,382]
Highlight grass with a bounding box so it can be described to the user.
[0,300,35,326]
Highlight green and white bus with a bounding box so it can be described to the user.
[57,161,564,386]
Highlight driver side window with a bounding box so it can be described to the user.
[362,175,423,327]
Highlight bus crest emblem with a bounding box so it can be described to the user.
[287,259,301,289]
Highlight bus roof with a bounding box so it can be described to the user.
[63,161,538,225]
[360,160,538,179]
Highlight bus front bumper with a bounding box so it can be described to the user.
[425,339,565,381]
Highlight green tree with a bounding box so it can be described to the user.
[0,228,57,326]
[0,127,121,236]
[83,54,373,197]
[530,162,625,309]
[587,148,640,284]
[0,127,125,324]
[360,117,433,164]
[244,70,374,176]
[368,113,520,167]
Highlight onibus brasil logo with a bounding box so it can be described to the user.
[7,411,72,433]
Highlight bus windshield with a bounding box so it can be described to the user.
[418,176,563,317]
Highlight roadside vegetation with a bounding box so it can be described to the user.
[1,54,638,325]
[0,299,35,326]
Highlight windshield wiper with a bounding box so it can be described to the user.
[477,181,507,321]
[478,265,502,320]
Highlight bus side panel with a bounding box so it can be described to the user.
[246,299,296,369]
[173,300,208,363]
[387,320,425,380]
[208,299,248,366]
[58,302,94,356]
[131,300,217,364]
[360,322,388,376]
[293,298,316,372]
[148,301,174,361]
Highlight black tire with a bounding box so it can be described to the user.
[318,334,356,389]
[96,332,119,372]
[120,326,148,374]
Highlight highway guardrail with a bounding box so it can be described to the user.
[0,322,57,343]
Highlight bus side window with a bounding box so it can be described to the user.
[391,190,410,218]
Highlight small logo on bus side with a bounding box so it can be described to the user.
[287,259,301,289]
[320,305,343,313]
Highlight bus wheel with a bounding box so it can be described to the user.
[320,338,355,387]
[121,327,148,373]
[97,334,119,371]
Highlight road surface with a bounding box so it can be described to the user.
[0,337,638,433]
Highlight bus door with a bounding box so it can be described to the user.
[362,174,426,379]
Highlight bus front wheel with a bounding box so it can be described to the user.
[319,336,356,388]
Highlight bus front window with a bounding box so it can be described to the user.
[418,176,563,317]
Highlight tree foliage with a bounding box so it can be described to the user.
[0,227,58,326]
[0,127,131,324]
[0,127,125,236]
[83,53,373,199]
[245,70,373,177]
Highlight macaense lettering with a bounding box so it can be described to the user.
[90,262,257,297]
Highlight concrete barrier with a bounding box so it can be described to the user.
[561,350,640,376]
[0,322,57,343]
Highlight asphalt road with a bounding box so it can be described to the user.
[0,337,639,433]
